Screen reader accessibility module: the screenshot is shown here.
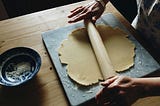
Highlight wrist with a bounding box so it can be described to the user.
[95,0,108,7]
[102,0,109,4]
[132,78,148,98]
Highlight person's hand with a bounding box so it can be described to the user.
[96,76,144,106]
[68,0,108,23]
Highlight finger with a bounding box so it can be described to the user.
[92,14,101,22]
[96,88,119,105]
[68,6,90,22]
[84,1,96,7]
[92,13,101,22]
[92,16,97,23]
[68,11,92,23]
[91,14,102,23]
[70,6,83,12]
[69,2,94,18]
[95,87,107,104]
[107,75,128,89]
[108,82,118,89]
[100,76,119,86]
[68,15,84,23]
[96,86,116,102]
[95,88,103,104]
[74,1,95,19]
[68,7,84,18]
[91,18,96,24]
[107,83,131,92]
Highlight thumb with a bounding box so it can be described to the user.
[92,16,99,23]
[100,76,119,86]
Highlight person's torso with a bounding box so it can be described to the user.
[136,0,160,57]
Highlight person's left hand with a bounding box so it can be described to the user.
[96,76,144,106]
[68,1,106,23]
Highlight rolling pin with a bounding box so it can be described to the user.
[84,20,116,80]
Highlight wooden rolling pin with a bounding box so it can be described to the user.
[84,20,116,80]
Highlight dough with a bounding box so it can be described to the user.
[58,25,135,86]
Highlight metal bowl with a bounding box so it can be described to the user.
[0,47,41,86]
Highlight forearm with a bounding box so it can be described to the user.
[133,77,160,97]
[134,77,160,86]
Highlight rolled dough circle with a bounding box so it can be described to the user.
[58,25,135,86]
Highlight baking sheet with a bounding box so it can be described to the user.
[42,13,160,106]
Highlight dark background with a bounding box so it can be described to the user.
[2,0,137,23]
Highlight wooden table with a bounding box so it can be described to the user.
[0,1,160,106]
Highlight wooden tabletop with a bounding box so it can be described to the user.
[0,1,160,106]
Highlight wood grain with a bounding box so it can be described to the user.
[0,1,159,106]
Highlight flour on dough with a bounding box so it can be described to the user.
[58,25,135,86]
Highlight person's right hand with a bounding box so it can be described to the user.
[68,0,108,23]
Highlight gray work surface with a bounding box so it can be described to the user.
[42,13,160,106]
